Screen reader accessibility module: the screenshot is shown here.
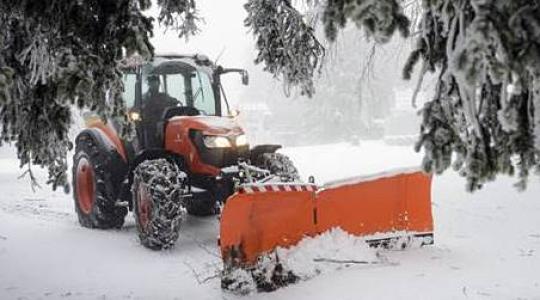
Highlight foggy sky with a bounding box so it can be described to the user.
[149,1,255,107]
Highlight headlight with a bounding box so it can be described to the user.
[203,135,232,148]
[129,111,141,122]
[235,134,248,147]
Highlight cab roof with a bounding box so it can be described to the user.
[120,53,215,70]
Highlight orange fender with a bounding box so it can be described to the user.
[86,118,127,162]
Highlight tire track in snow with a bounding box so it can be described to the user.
[0,199,73,223]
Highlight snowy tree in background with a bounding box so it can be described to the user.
[0,0,198,190]
[321,0,411,43]
[244,0,325,97]
[156,0,200,38]
[401,0,540,190]
[1,0,539,191]
[312,0,540,190]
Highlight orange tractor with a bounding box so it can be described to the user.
[72,54,434,275]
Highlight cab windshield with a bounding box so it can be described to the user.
[122,60,218,116]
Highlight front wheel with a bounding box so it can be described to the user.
[259,153,300,182]
[132,159,188,250]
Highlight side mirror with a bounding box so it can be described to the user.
[217,67,249,86]
[241,70,249,86]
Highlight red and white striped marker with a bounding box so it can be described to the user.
[238,183,318,194]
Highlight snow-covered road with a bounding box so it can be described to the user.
[1,142,539,299]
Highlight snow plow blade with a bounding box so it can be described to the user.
[316,169,434,248]
[219,184,318,265]
[219,169,433,267]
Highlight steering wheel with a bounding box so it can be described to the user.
[173,97,184,107]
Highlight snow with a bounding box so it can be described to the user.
[279,142,422,184]
[274,228,381,280]
[1,141,540,299]
[320,166,421,190]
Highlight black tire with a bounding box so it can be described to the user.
[260,153,300,182]
[132,159,188,250]
[72,134,127,229]
[185,196,218,217]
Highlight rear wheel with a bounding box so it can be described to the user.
[72,135,127,229]
[133,159,188,250]
[259,153,300,182]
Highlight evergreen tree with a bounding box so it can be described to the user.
[400,0,540,190]
[244,0,325,97]
[1,0,540,191]
[313,0,540,190]
[0,0,198,190]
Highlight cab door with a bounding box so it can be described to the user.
[118,68,143,155]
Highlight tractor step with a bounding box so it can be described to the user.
[114,200,129,207]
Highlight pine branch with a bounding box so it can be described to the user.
[245,0,325,97]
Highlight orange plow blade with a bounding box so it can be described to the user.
[219,184,317,265]
[316,169,434,247]
[219,169,434,267]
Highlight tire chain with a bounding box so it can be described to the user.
[261,153,300,182]
[132,159,189,249]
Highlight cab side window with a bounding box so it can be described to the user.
[191,71,216,115]
[165,74,186,105]
[122,73,137,108]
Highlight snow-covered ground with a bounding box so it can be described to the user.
[1,141,539,299]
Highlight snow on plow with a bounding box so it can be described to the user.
[219,168,433,291]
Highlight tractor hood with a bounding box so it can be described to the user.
[164,115,249,176]
[168,116,244,136]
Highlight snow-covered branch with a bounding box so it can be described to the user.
[244,0,325,97]
[321,0,410,43]
[410,0,540,191]
[156,0,201,39]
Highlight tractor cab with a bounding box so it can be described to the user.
[121,54,248,150]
